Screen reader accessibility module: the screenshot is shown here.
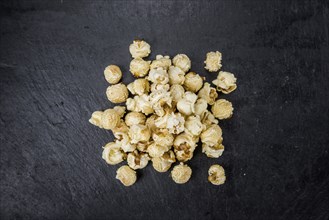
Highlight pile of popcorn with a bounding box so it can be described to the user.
[89,40,237,186]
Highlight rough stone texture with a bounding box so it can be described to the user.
[0,0,328,219]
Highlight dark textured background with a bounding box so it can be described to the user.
[1,0,329,219]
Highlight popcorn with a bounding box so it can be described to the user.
[198,82,218,105]
[90,40,237,186]
[150,55,171,70]
[125,112,146,127]
[152,150,176,172]
[171,163,192,184]
[208,165,226,185]
[204,51,222,72]
[102,142,126,165]
[212,71,237,94]
[172,54,191,73]
[127,150,150,169]
[104,65,122,84]
[183,72,203,93]
[211,99,234,120]
[168,66,185,85]
[130,58,151,77]
[106,83,129,103]
[127,78,150,96]
[129,40,151,58]
[116,165,137,186]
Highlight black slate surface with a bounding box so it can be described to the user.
[1,0,329,219]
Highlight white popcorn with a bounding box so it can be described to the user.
[127,150,150,169]
[208,164,226,185]
[127,78,150,96]
[212,71,237,94]
[130,58,151,78]
[152,150,176,172]
[166,112,185,134]
[129,40,151,58]
[102,142,126,165]
[204,51,222,72]
[106,83,129,103]
[198,82,218,105]
[211,99,234,120]
[104,65,122,84]
[194,98,208,115]
[168,65,185,85]
[128,124,151,144]
[176,92,198,116]
[171,163,192,184]
[149,89,172,117]
[173,132,196,162]
[184,115,206,137]
[183,72,203,93]
[116,165,137,186]
[200,124,222,146]
[172,54,191,73]
[150,55,172,70]
[148,67,169,85]
[125,112,146,126]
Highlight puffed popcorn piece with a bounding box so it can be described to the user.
[106,83,129,103]
[200,110,219,126]
[211,99,234,120]
[129,40,151,58]
[198,82,218,105]
[89,111,103,128]
[148,67,169,85]
[166,112,185,134]
[183,72,203,93]
[153,114,169,130]
[184,115,206,137]
[202,140,224,158]
[125,112,146,127]
[102,142,126,165]
[152,129,174,148]
[168,66,185,85]
[200,124,223,146]
[136,141,151,152]
[204,51,222,72]
[104,65,122,84]
[145,114,158,133]
[137,94,154,115]
[114,132,136,153]
[127,78,150,96]
[126,98,137,112]
[130,58,151,78]
[176,92,198,116]
[150,83,170,92]
[212,71,237,94]
[113,106,126,118]
[127,150,150,169]
[147,142,169,158]
[173,132,196,162]
[116,165,137,187]
[100,108,121,130]
[126,95,154,115]
[194,98,208,116]
[170,84,185,106]
[128,124,151,144]
[208,164,226,185]
[152,150,176,172]
[172,54,191,73]
[171,163,192,184]
[149,89,172,117]
[150,55,172,70]
[112,120,129,137]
